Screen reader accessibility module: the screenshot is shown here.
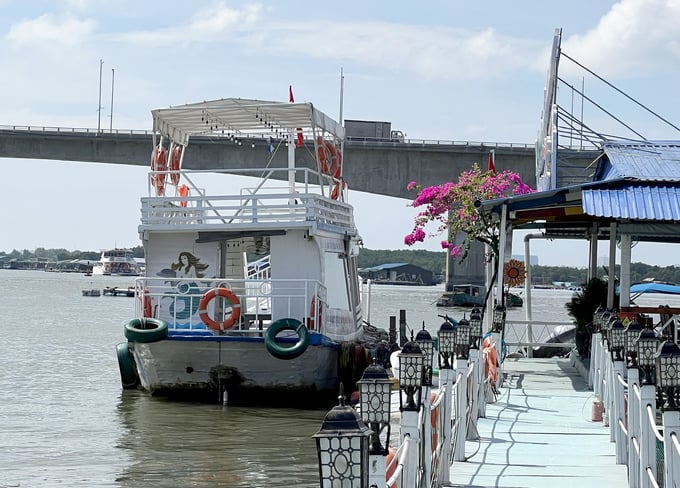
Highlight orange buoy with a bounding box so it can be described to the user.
[177,183,190,208]
[306,296,323,331]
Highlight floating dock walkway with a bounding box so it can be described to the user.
[446,357,629,488]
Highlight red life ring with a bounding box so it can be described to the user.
[306,296,323,331]
[198,287,241,330]
[168,144,182,186]
[150,145,167,196]
[177,184,189,208]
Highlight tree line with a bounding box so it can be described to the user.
[3,247,680,285]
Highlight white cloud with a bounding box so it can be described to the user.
[118,2,263,45]
[6,13,95,48]
[562,0,680,78]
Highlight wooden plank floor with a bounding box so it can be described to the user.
[445,357,629,488]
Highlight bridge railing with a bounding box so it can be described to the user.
[0,124,540,148]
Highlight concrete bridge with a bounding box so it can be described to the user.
[0,126,599,198]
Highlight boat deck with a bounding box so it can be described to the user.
[446,357,629,488]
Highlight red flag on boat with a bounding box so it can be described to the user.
[289,85,304,147]
[488,150,496,174]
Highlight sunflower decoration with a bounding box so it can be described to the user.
[503,259,527,288]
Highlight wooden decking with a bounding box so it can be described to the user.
[446,357,629,488]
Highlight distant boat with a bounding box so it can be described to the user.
[82,288,101,297]
[630,282,680,295]
[436,284,523,308]
[92,249,140,276]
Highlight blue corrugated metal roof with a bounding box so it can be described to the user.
[583,185,680,220]
[597,141,680,182]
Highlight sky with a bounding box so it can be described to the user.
[1,0,680,267]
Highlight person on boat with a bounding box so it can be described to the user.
[170,252,208,278]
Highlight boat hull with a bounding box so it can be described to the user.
[130,335,340,407]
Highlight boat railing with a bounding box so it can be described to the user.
[134,276,332,335]
[142,167,353,231]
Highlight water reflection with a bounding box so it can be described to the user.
[115,391,325,487]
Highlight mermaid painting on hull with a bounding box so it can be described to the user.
[155,251,211,325]
[171,251,209,278]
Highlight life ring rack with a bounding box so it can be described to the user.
[198,287,241,331]
[264,318,310,360]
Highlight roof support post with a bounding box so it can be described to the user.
[495,203,508,305]
[620,234,631,308]
[607,222,617,310]
[588,223,599,282]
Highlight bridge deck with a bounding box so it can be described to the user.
[446,357,629,488]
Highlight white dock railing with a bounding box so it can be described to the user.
[591,330,680,488]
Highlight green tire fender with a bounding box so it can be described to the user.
[116,342,139,389]
[264,318,310,360]
[124,318,169,343]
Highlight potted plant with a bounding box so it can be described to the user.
[565,277,613,357]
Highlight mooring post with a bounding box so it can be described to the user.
[399,309,407,347]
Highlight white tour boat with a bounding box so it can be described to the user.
[116,97,379,406]
[92,248,140,276]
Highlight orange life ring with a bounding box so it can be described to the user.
[198,287,241,331]
[331,180,347,200]
[316,137,330,173]
[483,337,499,384]
[307,296,323,331]
[177,184,189,208]
[168,144,182,186]
[150,145,167,196]
[326,142,342,178]
[386,446,398,484]
[430,391,439,451]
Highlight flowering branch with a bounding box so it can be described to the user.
[404,163,534,261]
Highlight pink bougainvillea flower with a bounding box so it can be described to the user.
[404,163,535,261]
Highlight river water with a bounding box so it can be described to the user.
[2,270,676,487]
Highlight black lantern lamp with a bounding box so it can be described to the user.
[592,307,604,333]
[398,339,424,412]
[415,322,434,387]
[600,310,613,343]
[491,304,506,333]
[356,358,392,455]
[437,319,456,370]
[625,320,643,367]
[608,319,626,361]
[636,328,660,385]
[313,387,372,487]
[454,318,471,360]
[469,308,483,349]
[655,340,680,411]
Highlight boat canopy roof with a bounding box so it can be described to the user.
[152,97,344,146]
